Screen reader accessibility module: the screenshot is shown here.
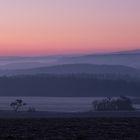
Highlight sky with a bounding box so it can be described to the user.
[0,0,140,55]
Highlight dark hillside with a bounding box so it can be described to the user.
[0,74,140,97]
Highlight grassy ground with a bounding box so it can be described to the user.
[0,118,140,140]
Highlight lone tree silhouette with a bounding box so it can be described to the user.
[10,99,27,112]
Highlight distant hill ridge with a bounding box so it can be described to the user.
[29,64,138,74]
[114,49,140,54]
[62,50,140,68]
[0,49,140,69]
[0,63,139,77]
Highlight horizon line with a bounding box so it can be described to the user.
[0,48,139,57]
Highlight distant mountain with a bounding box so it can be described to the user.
[0,64,139,77]
[0,62,48,69]
[0,56,62,69]
[28,64,139,75]
[114,49,140,54]
[62,50,140,68]
[0,49,140,69]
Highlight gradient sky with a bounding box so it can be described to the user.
[0,0,140,55]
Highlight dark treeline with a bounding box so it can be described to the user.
[0,74,140,97]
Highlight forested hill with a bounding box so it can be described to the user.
[0,74,140,97]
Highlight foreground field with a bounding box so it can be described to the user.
[0,118,140,140]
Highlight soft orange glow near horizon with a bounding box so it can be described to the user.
[0,0,140,55]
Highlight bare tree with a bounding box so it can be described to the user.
[10,99,27,112]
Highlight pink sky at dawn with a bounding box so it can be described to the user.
[0,0,140,55]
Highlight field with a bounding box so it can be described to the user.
[0,118,140,140]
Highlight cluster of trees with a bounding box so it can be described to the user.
[93,96,135,111]
[10,96,135,113]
